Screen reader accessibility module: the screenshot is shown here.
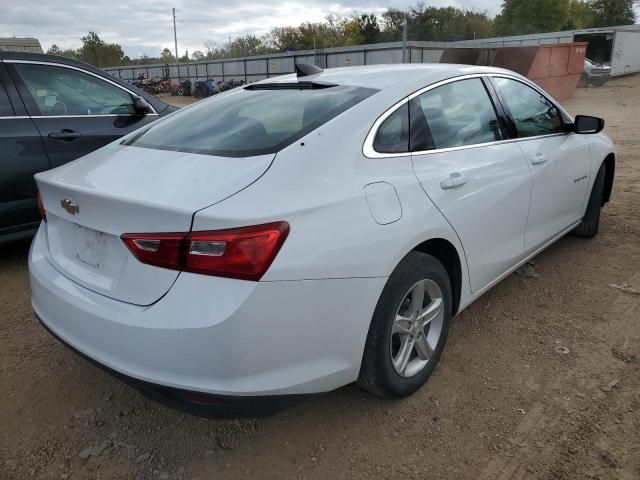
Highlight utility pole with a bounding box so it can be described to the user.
[402,18,408,63]
[172,8,178,62]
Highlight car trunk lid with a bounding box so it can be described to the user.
[36,143,273,306]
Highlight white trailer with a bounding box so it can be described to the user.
[611,28,640,75]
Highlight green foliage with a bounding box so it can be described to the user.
[76,32,125,67]
[588,0,636,26]
[565,0,596,29]
[45,32,125,67]
[495,0,572,35]
[160,48,175,62]
[46,44,78,59]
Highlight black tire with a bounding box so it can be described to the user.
[358,252,452,398]
[577,74,589,88]
[573,163,606,238]
[591,77,610,87]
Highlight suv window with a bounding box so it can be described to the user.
[373,103,409,153]
[493,77,565,138]
[0,82,13,116]
[127,85,376,157]
[13,63,136,116]
[410,78,503,151]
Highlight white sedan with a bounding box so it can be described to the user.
[30,64,615,414]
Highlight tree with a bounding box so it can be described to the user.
[349,13,381,44]
[588,0,636,26]
[47,44,63,56]
[495,0,571,35]
[381,8,407,33]
[564,0,596,29]
[75,32,125,67]
[46,44,78,60]
[160,47,175,62]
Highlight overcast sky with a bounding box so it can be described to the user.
[1,1,504,58]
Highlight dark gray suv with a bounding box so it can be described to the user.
[0,52,176,242]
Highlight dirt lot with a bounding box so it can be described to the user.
[1,77,639,480]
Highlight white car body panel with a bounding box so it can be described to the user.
[412,143,532,293]
[34,144,273,305]
[29,64,615,398]
[518,134,591,250]
[30,228,386,395]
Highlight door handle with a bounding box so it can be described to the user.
[531,152,547,165]
[440,172,468,190]
[48,129,82,141]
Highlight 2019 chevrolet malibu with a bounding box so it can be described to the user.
[29,63,615,415]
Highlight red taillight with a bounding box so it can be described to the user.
[121,232,185,270]
[121,222,289,281]
[37,191,47,222]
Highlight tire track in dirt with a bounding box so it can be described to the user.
[479,269,640,480]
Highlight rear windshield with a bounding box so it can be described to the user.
[125,85,377,157]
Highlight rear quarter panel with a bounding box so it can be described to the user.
[191,90,470,293]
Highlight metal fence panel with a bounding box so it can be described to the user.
[366,48,403,64]
[327,51,365,68]
[207,63,223,76]
[168,65,180,78]
[147,66,164,78]
[223,61,244,76]
[268,57,295,74]
[246,59,267,75]
[422,49,443,63]
[246,73,268,82]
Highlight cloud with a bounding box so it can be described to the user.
[0,0,502,58]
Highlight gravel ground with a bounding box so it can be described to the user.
[1,76,639,480]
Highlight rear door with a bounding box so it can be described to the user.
[490,77,590,251]
[6,60,160,169]
[409,77,532,293]
[0,62,50,236]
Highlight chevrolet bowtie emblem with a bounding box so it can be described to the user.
[61,199,79,215]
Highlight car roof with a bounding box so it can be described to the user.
[0,51,171,113]
[260,64,523,91]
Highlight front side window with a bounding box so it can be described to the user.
[126,85,377,157]
[13,63,136,116]
[493,77,566,138]
[410,78,503,151]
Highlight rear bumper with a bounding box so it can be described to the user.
[29,227,386,398]
[35,314,312,417]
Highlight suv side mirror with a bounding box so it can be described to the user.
[574,115,604,134]
[132,95,153,115]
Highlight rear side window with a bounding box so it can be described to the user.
[373,103,409,153]
[492,78,565,138]
[126,85,377,157]
[410,78,503,151]
[0,82,13,116]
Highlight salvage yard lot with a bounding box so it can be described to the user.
[1,76,639,480]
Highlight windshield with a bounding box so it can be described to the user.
[125,84,377,157]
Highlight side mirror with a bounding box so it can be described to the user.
[574,115,605,134]
[132,95,153,115]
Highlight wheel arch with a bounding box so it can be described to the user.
[412,238,463,317]
[602,153,615,206]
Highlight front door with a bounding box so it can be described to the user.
[6,61,159,169]
[491,77,590,251]
[409,77,532,293]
